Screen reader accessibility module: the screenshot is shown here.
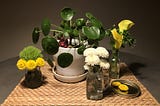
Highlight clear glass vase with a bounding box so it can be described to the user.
[109,48,120,79]
[102,69,110,91]
[86,66,103,100]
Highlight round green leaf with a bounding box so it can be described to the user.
[82,26,100,40]
[86,12,102,28]
[57,53,73,68]
[61,8,75,21]
[32,27,40,44]
[42,36,59,55]
[75,18,85,28]
[41,18,51,36]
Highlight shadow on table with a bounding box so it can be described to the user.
[120,52,160,103]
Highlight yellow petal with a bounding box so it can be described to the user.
[111,28,123,49]
[16,59,26,70]
[114,40,122,49]
[111,28,123,41]
[36,57,45,67]
[118,20,134,33]
[26,60,37,70]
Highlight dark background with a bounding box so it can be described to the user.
[0,0,160,62]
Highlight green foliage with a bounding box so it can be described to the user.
[32,7,107,54]
[86,12,103,28]
[19,46,43,61]
[82,26,100,40]
[42,36,59,55]
[60,7,75,21]
[41,18,51,36]
[121,30,136,48]
[32,27,40,44]
[77,45,86,55]
[57,53,73,68]
[75,18,85,29]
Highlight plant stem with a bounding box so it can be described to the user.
[50,30,63,33]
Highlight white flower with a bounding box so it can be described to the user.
[85,55,100,66]
[96,47,109,58]
[83,48,96,56]
[100,59,110,69]
[83,64,90,70]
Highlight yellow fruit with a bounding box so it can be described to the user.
[112,81,121,87]
[118,84,129,91]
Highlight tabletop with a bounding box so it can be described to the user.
[1,63,159,106]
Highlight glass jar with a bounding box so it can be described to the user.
[86,66,103,100]
[102,69,110,91]
[109,48,120,79]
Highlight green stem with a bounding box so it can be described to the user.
[50,30,63,33]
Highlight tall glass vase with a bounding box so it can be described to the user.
[86,66,103,100]
[109,48,120,79]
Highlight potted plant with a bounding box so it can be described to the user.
[16,46,45,88]
[32,7,106,82]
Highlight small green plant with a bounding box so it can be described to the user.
[17,46,45,71]
[19,46,43,61]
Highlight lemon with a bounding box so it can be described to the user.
[118,84,129,91]
[112,81,121,87]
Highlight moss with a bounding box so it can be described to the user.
[19,46,43,61]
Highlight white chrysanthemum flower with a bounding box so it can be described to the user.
[96,47,109,58]
[100,60,110,69]
[85,55,100,66]
[83,48,96,56]
[83,64,90,71]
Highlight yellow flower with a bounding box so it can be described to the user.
[111,28,123,49]
[16,59,27,70]
[36,57,45,67]
[26,60,37,70]
[118,20,134,33]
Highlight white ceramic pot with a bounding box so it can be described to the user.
[53,47,85,76]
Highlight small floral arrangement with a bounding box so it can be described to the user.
[107,19,135,49]
[83,47,110,71]
[16,46,45,71]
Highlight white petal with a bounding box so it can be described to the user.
[83,48,96,56]
[96,47,109,58]
[85,55,100,66]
